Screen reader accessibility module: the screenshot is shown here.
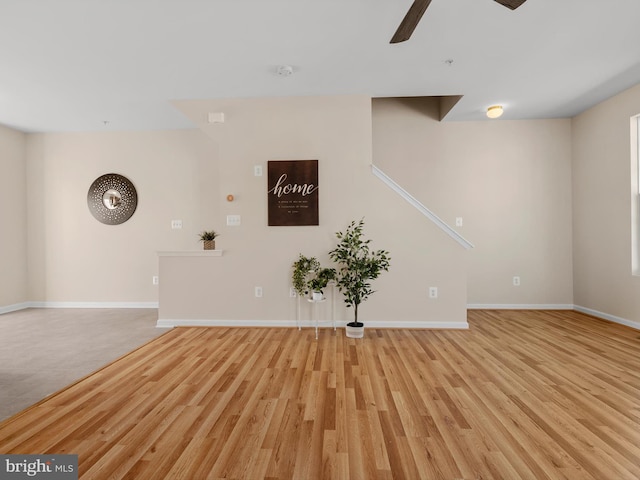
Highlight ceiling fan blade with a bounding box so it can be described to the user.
[390,0,433,44]
[493,0,527,10]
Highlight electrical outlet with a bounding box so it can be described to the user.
[255,286,263,298]
[455,217,463,227]
[289,287,297,298]
[513,276,520,286]
[429,287,438,298]
[254,165,263,176]
[152,276,159,285]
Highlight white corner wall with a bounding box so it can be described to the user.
[0,124,28,311]
[19,96,468,327]
[163,95,469,326]
[9,88,640,327]
[372,97,574,308]
[25,130,220,305]
[572,83,640,326]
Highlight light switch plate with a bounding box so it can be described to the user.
[226,215,241,226]
[171,220,182,229]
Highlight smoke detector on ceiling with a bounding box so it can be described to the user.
[276,65,294,76]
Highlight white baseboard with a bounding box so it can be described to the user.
[0,302,31,315]
[156,318,469,329]
[574,305,640,330]
[6,301,635,332]
[157,319,297,328]
[363,320,469,329]
[467,304,574,310]
[1,301,158,312]
[466,303,639,331]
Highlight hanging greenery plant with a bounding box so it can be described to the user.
[292,255,336,299]
[292,254,320,297]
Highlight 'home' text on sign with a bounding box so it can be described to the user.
[267,160,319,226]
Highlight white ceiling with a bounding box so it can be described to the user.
[2,0,640,132]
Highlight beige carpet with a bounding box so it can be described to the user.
[0,308,166,421]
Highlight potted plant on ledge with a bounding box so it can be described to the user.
[198,230,219,250]
[329,219,390,338]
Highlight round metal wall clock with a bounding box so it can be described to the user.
[87,173,138,225]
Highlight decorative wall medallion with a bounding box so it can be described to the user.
[87,173,138,225]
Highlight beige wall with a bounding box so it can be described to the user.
[0,124,28,310]
[160,95,469,325]
[11,88,639,325]
[372,98,574,306]
[25,130,219,304]
[572,83,640,323]
[16,96,468,326]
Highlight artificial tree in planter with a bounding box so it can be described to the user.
[329,219,390,338]
[198,230,219,250]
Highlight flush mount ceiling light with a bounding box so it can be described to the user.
[276,65,293,76]
[486,105,504,119]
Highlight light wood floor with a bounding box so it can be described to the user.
[0,310,639,479]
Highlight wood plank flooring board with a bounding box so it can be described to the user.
[551,383,640,452]
[1,310,640,479]
[585,423,640,470]
[264,400,303,479]
[453,388,551,480]
[214,398,278,479]
[527,392,638,479]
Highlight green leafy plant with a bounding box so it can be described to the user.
[198,230,219,241]
[292,255,336,298]
[292,255,320,296]
[308,267,336,295]
[329,219,390,327]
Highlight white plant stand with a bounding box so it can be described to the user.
[296,284,336,339]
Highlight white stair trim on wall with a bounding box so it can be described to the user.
[371,165,474,250]
[156,319,470,329]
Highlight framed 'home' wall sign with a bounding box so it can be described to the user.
[268,160,319,226]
